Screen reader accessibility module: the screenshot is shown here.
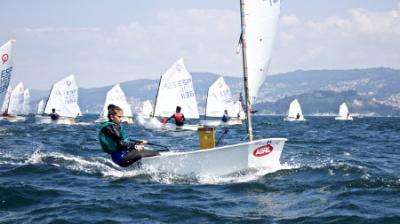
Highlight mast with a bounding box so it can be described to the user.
[152,74,162,117]
[239,0,253,142]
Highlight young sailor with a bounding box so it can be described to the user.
[166,106,185,126]
[49,108,60,121]
[222,109,230,123]
[99,105,159,167]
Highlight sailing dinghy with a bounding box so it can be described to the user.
[201,76,242,127]
[335,102,353,120]
[37,99,45,115]
[134,0,286,176]
[1,82,27,122]
[96,84,133,124]
[284,99,306,121]
[137,58,200,131]
[36,75,82,124]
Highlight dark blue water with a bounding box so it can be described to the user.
[0,115,399,223]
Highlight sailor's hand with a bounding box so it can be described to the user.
[135,144,144,151]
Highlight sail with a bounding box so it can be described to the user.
[44,74,81,118]
[37,99,45,114]
[8,82,24,115]
[0,40,15,111]
[1,86,12,114]
[244,0,280,104]
[101,84,132,118]
[141,100,153,116]
[22,88,30,115]
[338,102,350,118]
[206,77,236,118]
[287,99,304,119]
[154,58,199,119]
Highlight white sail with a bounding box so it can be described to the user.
[206,77,236,118]
[22,88,30,115]
[101,84,132,118]
[141,100,153,117]
[8,82,25,115]
[44,74,81,118]
[287,99,305,120]
[339,102,349,117]
[0,40,15,110]
[1,86,12,114]
[37,99,45,114]
[154,58,199,119]
[244,0,280,104]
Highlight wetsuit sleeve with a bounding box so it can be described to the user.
[167,114,175,121]
[101,124,135,150]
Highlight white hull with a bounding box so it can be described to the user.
[0,115,26,122]
[200,118,242,127]
[35,115,76,125]
[136,138,287,176]
[137,116,199,131]
[335,116,353,121]
[284,117,306,122]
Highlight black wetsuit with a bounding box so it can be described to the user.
[100,122,159,167]
[49,113,60,121]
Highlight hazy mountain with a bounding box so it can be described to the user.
[29,67,400,116]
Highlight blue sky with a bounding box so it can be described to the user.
[1,0,399,89]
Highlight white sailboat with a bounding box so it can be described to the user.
[96,84,133,123]
[137,58,200,131]
[37,99,45,115]
[36,74,82,124]
[202,76,242,127]
[0,40,15,117]
[135,0,286,176]
[234,101,246,120]
[335,102,353,120]
[1,86,12,116]
[284,99,306,121]
[2,82,27,122]
[140,100,153,118]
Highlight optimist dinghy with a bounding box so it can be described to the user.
[138,58,200,131]
[335,102,353,120]
[134,0,286,176]
[284,99,306,121]
[36,75,82,125]
[0,40,16,120]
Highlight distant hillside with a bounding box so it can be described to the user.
[29,67,400,116]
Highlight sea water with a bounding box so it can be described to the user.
[0,115,399,223]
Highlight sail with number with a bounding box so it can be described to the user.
[153,58,199,119]
[101,84,132,118]
[243,0,280,105]
[8,82,24,115]
[37,99,45,114]
[44,75,81,118]
[206,77,236,118]
[0,40,15,111]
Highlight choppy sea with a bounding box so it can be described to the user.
[0,115,399,223]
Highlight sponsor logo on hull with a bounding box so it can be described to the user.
[253,144,273,157]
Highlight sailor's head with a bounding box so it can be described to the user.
[52,108,56,113]
[108,104,124,123]
[224,109,228,114]
[176,106,182,113]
